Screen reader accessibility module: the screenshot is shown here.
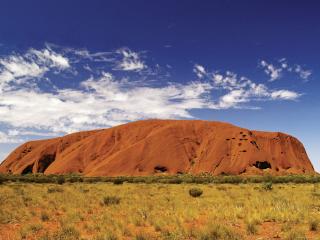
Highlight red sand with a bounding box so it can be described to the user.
[0,120,315,176]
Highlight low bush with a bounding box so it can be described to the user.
[217,176,243,184]
[0,173,320,185]
[262,182,273,191]
[285,230,307,240]
[216,185,227,191]
[113,178,124,185]
[83,177,99,183]
[29,223,43,233]
[192,177,211,184]
[246,221,258,235]
[40,212,49,222]
[47,186,64,193]
[56,175,65,185]
[68,176,83,183]
[52,226,80,240]
[309,219,318,231]
[189,188,203,197]
[135,233,148,240]
[102,196,121,206]
[168,178,183,184]
[199,224,242,240]
[94,234,118,240]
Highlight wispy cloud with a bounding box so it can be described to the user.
[260,59,312,81]
[270,90,301,100]
[0,45,211,139]
[0,128,57,144]
[0,46,70,92]
[0,47,69,75]
[0,72,212,135]
[0,44,310,143]
[193,64,207,78]
[50,44,156,76]
[0,131,23,143]
[293,65,312,80]
[115,47,146,71]
[260,60,282,81]
[193,64,301,109]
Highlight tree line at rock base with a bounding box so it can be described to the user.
[0,173,320,185]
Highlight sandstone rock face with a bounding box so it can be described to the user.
[0,120,315,176]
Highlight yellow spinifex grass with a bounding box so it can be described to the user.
[0,182,319,239]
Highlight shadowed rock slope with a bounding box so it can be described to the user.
[0,120,315,176]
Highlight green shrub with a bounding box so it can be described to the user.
[113,178,124,185]
[262,182,273,191]
[68,176,83,183]
[41,212,49,221]
[83,177,97,183]
[29,223,43,233]
[107,234,118,240]
[216,185,227,191]
[309,219,318,231]
[220,176,243,184]
[0,175,4,184]
[1,174,320,186]
[56,175,65,185]
[246,221,258,235]
[199,224,242,240]
[47,186,64,193]
[94,234,118,240]
[102,196,121,206]
[192,177,211,184]
[168,178,183,184]
[135,233,148,240]
[189,188,203,197]
[285,230,306,240]
[52,226,80,240]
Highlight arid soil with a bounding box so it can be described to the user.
[0,183,319,239]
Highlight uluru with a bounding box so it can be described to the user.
[0,120,315,176]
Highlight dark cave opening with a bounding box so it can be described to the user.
[37,154,56,173]
[21,163,34,174]
[154,165,168,173]
[253,161,271,170]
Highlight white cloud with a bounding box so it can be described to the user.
[193,64,206,78]
[0,56,46,85]
[294,65,312,80]
[271,90,301,100]
[0,46,307,144]
[8,129,58,137]
[29,48,70,69]
[260,60,282,81]
[115,48,146,71]
[0,70,213,134]
[53,45,164,77]
[0,131,23,143]
[193,64,301,109]
[0,46,70,92]
[215,89,248,109]
[260,59,312,81]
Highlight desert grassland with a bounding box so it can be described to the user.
[0,182,320,240]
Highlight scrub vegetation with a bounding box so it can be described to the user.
[0,174,319,239]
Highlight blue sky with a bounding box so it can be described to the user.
[0,0,319,171]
